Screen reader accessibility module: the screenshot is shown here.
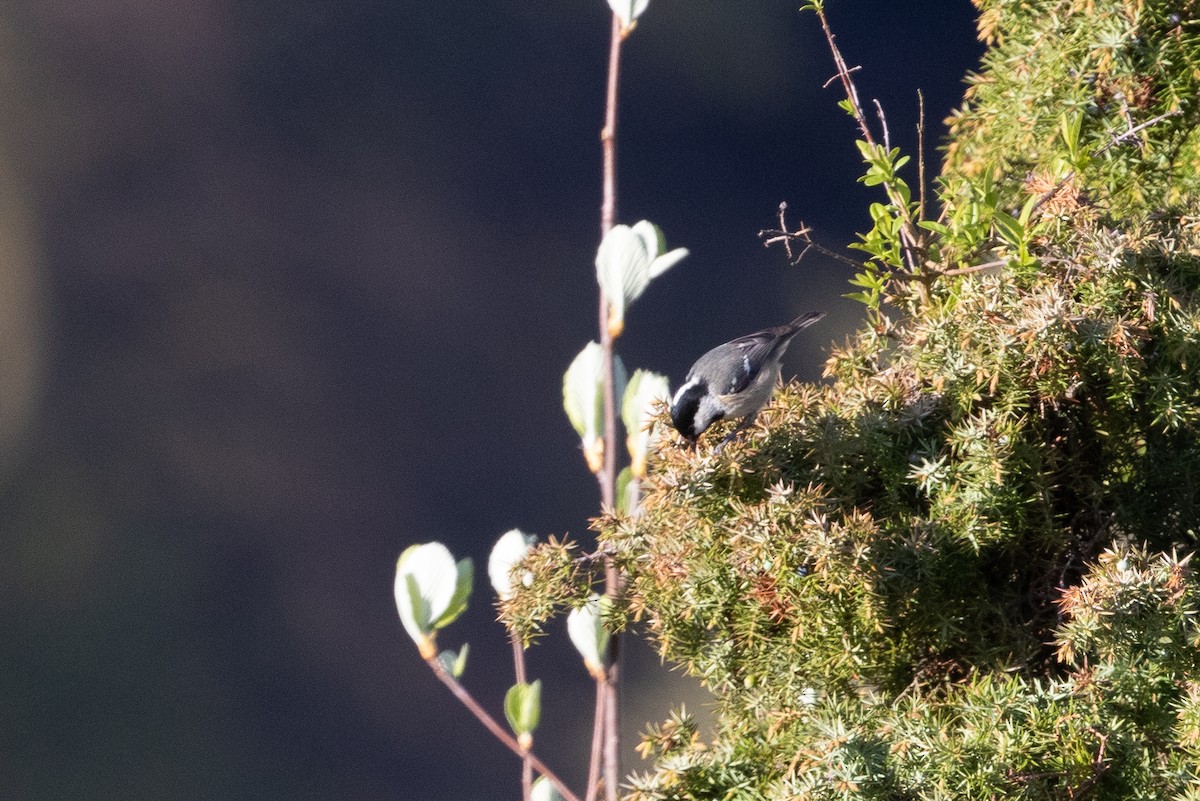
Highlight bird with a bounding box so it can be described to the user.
[670,312,825,446]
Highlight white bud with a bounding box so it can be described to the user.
[595,221,687,337]
[567,594,612,679]
[394,542,473,659]
[488,529,536,599]
[622,370,670,478]
[564,343,627,473]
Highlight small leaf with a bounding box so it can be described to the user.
[434,558,473,630]
[993,210,1025,248]
[568,595,612,679]
[564,343,628,472]
[607,0,650,25]
[596,222,687,337]
[622,370,670,479]
[531,777,566,801]
[505,680,543,743]
[616,466,638,515]
[1059,110,1083,165]
[488,529,536,599]
[437,644,469,678]
[394,543,473,659]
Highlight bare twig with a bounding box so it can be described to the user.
[1095,108,1181,156]
[759,202,864,269]
[512,638,533,801]
[598,12,624,801]
[873,98,890,153]
[575,546,617,565]
[585,678,605,801]
[917,89,927,223]
[603,675,620,801]
[759,202,813,263]
[941,260,1007,277]
[427,658,583,801]
[822,64,861,89]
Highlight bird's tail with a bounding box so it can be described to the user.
[787,311,826,332]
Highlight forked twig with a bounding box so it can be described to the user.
[759,202,865,269]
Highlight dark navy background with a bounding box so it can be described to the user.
[0,2,981,799]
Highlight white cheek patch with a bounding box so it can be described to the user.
[672,378,700,406]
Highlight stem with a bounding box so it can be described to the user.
[598,12,623,801]
[601,13,620,240]
[917,89,926,223]
[512,638,533,801]
[813,5,923,287]
[585,678,606,801]
[427,657,583,801]
[603,666,620,801]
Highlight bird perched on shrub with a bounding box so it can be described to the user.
[670,312,825,446]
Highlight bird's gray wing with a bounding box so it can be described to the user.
[718,330,784,395]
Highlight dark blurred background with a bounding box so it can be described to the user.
[0,2,981,799]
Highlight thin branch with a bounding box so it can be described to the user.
[1095,108,1181,156]
[873,98,890,153]
[598,13,624,801]
[941,259,1006,277]
[759,202,865,269]
[512,638,533,801]
[917,89,927,223]
[603,668,620,801]
[585,679,605,801]
[822,64,861,89]
[574,546,616,565]
[812,5,923,284]
[427,658,583,801]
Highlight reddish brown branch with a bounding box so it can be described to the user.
[427,658,582,801]
[597,12,624,801]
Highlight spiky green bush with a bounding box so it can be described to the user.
[596,1,1200,798]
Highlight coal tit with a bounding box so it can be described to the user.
[670,312,825,445]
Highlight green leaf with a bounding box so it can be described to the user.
[993,210,1025,247]
[1059,110,1083,165]
[437,644,469,678]
[504,680,543,736]
[616,466,638,515]
[433,558,473,630]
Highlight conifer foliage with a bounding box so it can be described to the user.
[596,1,1200,797]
